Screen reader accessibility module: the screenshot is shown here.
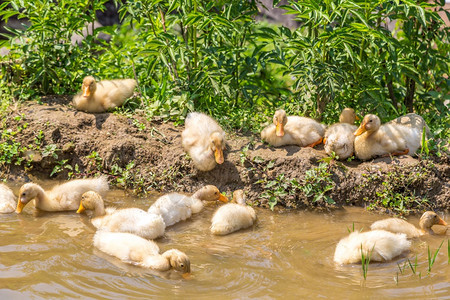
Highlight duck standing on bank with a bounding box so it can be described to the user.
[261,109,326,148]
[73,76,136,113]
[182,112,226,171]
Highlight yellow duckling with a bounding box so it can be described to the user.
[261,109,326,147]
[210,190,256,236]
[77,191,165,240]
[73,76,137,113]
[370,211,447,238]
[93,231,190,274]
[16,177,108,213]
[334,230,410,264]
[323,108,358,159]
[148,185,228,227]
[0,183,16,214]
[354,113,428,160]
[181,112,226,171]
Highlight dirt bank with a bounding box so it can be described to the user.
[2,97,449,214]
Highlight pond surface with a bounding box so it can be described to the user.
[1,186,449,299]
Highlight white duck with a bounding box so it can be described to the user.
[181,112,226,171]
[93,231,190,273]
[0,183,16,213]
[77,191,165,240]
[261,109,326,147]
[370,211,447,238]
[16,177,108,213]
[354,113,428,160]
[73,76,137,113]
[334,230,411,264]
[210,190,256,235]
[324,108,358,159]
[148,185,228,227]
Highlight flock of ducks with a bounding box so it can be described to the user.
[0,76,445,277]
[0,180,257,275]
[71,76,430,170]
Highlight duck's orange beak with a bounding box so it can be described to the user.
[16,201,25,213]
[355,115,360,121]
[214,148,224,164]
[182,272,191,279]
[76,202,85,214]
[437,217,447,226]
[82,85,90,97]
[218,194,228,203]
[276,121,284,137]
[354,122,367,136]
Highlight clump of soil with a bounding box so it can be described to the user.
[2,97,449,214]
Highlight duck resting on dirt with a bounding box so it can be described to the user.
[261,109,326,148]
[148,185,228,227]
[94,231,190,274]
[77,191,165,240]
[210,189,256,235]
[370,211,447,238]
[354,113,429,160]
[73,76,137,113]
[16,177,108,213]
[323,108,358,160]
[182,112,226,171]
[0,183,16,213]
[334,230,411,264]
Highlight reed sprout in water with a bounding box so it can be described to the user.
[427,240,444,273]
[360,244,373,280]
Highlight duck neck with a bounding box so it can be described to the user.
[92,198,106,217]
[142,254,170,271]
[192,189,208,201]
[32,184,49,207]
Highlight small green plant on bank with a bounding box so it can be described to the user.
[260,173,289,210]
[295,163,335,204]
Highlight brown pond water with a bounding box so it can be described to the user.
[1,187,449,299]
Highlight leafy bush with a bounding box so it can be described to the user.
[0,0,448,141]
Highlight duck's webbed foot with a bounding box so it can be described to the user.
[306,137,323,148]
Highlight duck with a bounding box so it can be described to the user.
[0,183,16,213]
[93,231,190,274]
[148,185,228,227]
[16,176,108,213]
[323,108,358,159]
[354,113,428,160]
[334,230,411,264]
[77,191,165,240]
[370,211,447,238]
[210,190,256,235]
[261,109,326,147]
[73,76,137,113]
[181,112,226,171]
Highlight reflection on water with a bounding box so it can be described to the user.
[0,188,448,299]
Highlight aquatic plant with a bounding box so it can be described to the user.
[360,244,373,280]
[427,240,444,273]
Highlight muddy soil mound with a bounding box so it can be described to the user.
[2,97,449,213]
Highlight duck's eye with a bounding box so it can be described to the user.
[22,192,26,196]
[369,120,373,122]
[180,263,184,268]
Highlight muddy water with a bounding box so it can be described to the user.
[1,187,448,299]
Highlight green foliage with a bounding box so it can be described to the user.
[295,162,335,204]
[0,0,448,137]
[360,244,372,280]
